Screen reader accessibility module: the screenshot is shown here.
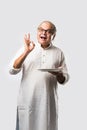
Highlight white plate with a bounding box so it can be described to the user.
[38,68,61,72]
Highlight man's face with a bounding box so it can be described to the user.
[37,22,53,48]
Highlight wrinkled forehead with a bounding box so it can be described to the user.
[38,22,53,29]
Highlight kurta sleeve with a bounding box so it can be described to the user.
[58,51,69,84]
[9,46,24,75]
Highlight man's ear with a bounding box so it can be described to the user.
[51,33,56,40]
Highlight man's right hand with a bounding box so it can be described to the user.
[24,33,35,53]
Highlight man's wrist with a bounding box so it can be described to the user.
[24,50,30,56]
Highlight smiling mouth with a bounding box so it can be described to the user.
[40,35,47,40]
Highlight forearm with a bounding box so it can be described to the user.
[49,71,66,84]
[13,51,30,69]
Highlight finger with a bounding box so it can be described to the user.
[24,34,27,40]
[31,41,35,45]
[30,41,35,47]
[27,33,30,40]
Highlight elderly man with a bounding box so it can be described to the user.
[9,20,69,130]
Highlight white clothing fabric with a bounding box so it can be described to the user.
[9,43,69,130]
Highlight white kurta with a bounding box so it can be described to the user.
[9,43,69,130]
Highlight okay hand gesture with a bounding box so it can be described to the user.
[24,33,35,53]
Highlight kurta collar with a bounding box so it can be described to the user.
[40,42,52,50]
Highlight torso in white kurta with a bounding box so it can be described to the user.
[9,43,69,130]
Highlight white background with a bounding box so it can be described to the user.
[0,0,87,130]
